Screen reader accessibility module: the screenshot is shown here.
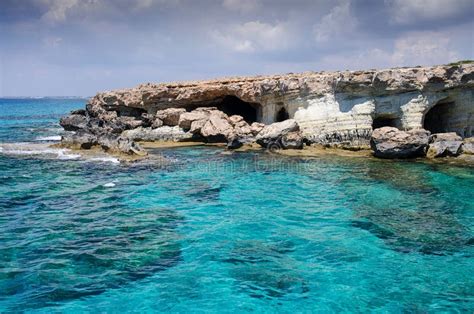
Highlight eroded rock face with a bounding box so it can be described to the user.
[200,114,235,143]
[122,126,194,142]
[60,114,88,131]
[156,108,186,126]
[178,111,209,130]
[461,137,474,154]
[81,63,473,148]
[281,132,304,149]
[370,127,431,158]
[427,133,463,158]
[256,119,301,149]
[59,62,473,155]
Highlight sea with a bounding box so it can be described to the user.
[0,98,473,312]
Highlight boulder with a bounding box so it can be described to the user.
[140,113,155,127]
[370,127,430,158]
[60,114,88,131]
[70,109,86,115]
[155,108,186,126]
[151,118,164,129]
[190,119,208,134]
[426,132,463,158]
[85,103,108,118]
[229,115,244,126]
[115,116,144,130]
[194,107,218,113]
[281,131,304,149]
[250,122,265,136]
[97,134,147,156]
[61,131,97,149]
[200,113,235,142]
[178,111,210,130]
[233,120,253,138]
[461,137,474,155]
[256,119,299,148]
[227,136,243,149]
[122,126,194,142]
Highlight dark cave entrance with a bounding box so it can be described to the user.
[215,96,261,123]
[372,116,399,129]
[423,100,453,134]
[276,107,289,122]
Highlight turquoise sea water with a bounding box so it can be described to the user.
[0,98,473,312]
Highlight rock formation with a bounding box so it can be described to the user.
[426,133,463,158]
[370,127,430,159]
[59,62,474,158]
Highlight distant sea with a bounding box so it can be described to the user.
[0,98,473,312]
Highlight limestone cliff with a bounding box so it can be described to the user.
[82,63,474,149]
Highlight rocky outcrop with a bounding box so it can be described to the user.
[122,126,195,142]
[59,62,473,156]
[370,127,430,158]
[256,119,302,149]
[461,137,474,154]
[61,132,146,156]
[426,133,463,158]
[60,114,88,131]
[78,63,473,148]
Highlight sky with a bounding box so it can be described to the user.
[0,0,473,96]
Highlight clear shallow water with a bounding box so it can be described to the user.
[0,99,473,312]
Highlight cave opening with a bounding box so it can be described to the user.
[214,96,261,123]
[423,100,453,134]
[372,116,399,129]
[276,107,289,122]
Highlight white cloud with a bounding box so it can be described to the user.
[133,0,181,11]
[386,0,473,24]
[222,0,260,13]
[391,32,459,65]
[39,0,80,23]
[212,21,291,53]
[313,0,357,43]
[134,0,154,10]
[317,31,460,70]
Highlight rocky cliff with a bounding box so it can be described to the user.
[84,63,473,149]
[60,63,474,156]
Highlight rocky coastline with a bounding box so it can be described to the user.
[59,62,474,162]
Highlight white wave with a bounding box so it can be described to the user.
[0,142,123,164]
[103,182,116,187]
[0,142,80,160]
[88,157,120,164]
[34,135,62,141]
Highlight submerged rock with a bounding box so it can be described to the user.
[222,240,309,299]
[370,127,430,158]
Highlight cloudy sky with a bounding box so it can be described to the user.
[0,0,473,96]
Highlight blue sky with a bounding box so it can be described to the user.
[0,0,473,96]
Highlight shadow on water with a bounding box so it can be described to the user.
[218,240,309,299]
[0,206,184,311]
